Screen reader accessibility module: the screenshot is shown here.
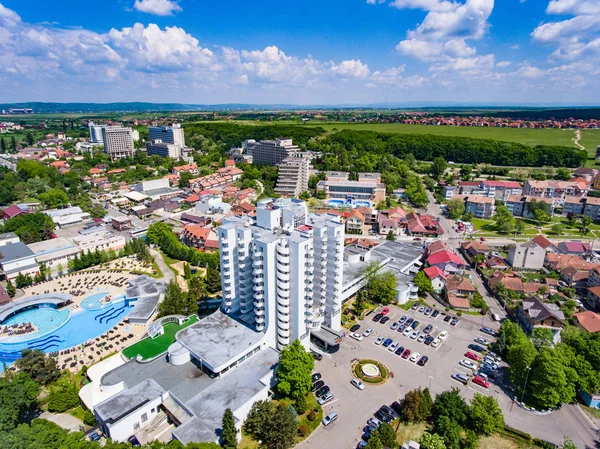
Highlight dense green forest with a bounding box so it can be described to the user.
[183,123,586,167]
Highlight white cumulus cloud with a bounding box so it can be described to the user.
[330,59,370,79]
[133,0,182,16]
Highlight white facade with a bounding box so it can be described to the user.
[88,122,105,144]
[218,199,344,350]
[102,126,135,160]
[148,124,185,147]
[146,140,182,159]
[72,231,126,253]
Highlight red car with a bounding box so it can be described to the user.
[465,352,481,361]
[381,307,390,316]
[472,376,490,388]
[401,349,411,359]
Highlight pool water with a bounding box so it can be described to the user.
[0,303,134,368]
[2,307,70,342]
[327,199,372,209]
[80,292,127,311]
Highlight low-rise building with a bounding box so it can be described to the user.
[112,216,133,231]
[72,231,126,253]
[0,242,39,280]
[523,179,589,202]
[444,274,476,309]
[316,171,386,203]
[516,296,565,342]
[505,195,555,218]
[452,194,496,219]
[573,311,600,333]
[45,206,91,227]
[345,210,365,234]
[181,224,211,250]
[507,240,547,270]
[27,238,79,272]
[0,232,20,247]
[423,266,446,294]
[2,204,30,221]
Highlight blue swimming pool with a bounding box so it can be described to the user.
[80,292,127,311]
[327,199,372,209]
[2,307,70,342]
[0,302,134,367]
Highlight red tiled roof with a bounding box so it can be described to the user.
[573,311,600,333]
[427,250,464,266]
[447,294,471,309]
[2,204,25,219]
[531,234,554,249]
[424,266,446,280]
[184,194,200,203]
[182,224,211,241]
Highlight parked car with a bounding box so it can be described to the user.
[475,337,489,346]
[472,376,490,388]
[444,315,452,322]
[405,318,414,326]
[375,337,384,345]
[417,334,426,343]
[465,351,482,361]
[316,385,330,397]
[351,333,363,341]
[395,346,405,356]
[363,328,374,337]
[351,378,365,390]
[418,306,426,313]
[381,405,399,420]
[438,331,449,341]
[399,315,408,324]
[401,348,411,359]
[350,324,361,332]
[373,313,383,322]
[89,432,101,442]
[318,392,334,406]
[391,322,399,331]
[479,366,496,378]
[459,359,478,370]
[451,318,459,326]
[483,358,498,370]
[424,336,434,345]
[410,331,419,339]
[417,355,429,366]
[481,327,497,336]
[381,307,390,315]
[468,344,486,353]
[322,410,338,425]
[411,303,419,310]
[424,308,432,316]
[312,380,325,392]
[431,338,441,348]
[411,321,420,329]
[423,324,433,334]
[403,327,413,337]
[380,316,390,324]
[374,410,392,423]
[451,373,469,385]
[409,352,421,363]
[389,342,399,352]
[312,351,323,361]
[487,351,501,362]
[312,373,322,382]
[432,310,440,318]
[362,432,372,442]
[364,424,377,433]
[383,338,393,347]
[398,325,406,333]
[475,371,488,380]
[367,417,381,428]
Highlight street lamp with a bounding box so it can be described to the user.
[520,366,531,403]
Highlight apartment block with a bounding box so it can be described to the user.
[506,195,555,218]
[146,140,182,159]
[523,180,589,202]
[148,124,185,147]
[316,171,386,203]
[218,198,344,349]
[102,126,135,160]
[563,196,600,221]
[244,138,300,165]
[452,195,496,219]
[88,122,105,144]
[274,155,310,197]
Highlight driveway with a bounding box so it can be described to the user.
[298,304,598,449]
[149,248,175,284]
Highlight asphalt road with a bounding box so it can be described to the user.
[298,304,599,449]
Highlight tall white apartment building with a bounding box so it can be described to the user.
[244,138,300,166]
[88,122,105,144]
[146,140,182,159]
[148,124,185,147]
[218,198,344,349]
[275,155,311,197]
[102,126,135,160]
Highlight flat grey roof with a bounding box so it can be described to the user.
[0,292,71,322]
[126,275,164,298]
[0,242,35,263]
[344,241,425,289]
[128,293,161,321]
[0,232,18,241]
[173,347,278,444]
[95,378,165,424]
[101,355,213,403]
[176,311,263,372]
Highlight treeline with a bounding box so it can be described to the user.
[183,122,326,149]
[321,129,586,167]
[147,222,220,268]
[493,321,600,409]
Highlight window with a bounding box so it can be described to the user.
[133,422,140,431]
[141,413,148,423]
[151,408,155,414]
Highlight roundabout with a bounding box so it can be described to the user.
[353,359,390,384]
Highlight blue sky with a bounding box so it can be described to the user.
[0,0,599,105]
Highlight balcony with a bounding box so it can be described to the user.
[254,291,264,300]
[253,284,264,292]
[254,306,265,315]
[255,315,265,324]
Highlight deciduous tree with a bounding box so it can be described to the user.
[469,394,504,435]
[276,339,314,403]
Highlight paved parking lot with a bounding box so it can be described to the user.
[299,303,599,449]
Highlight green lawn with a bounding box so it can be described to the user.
[122,316,199,360]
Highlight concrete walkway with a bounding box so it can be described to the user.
[39,411,82,432]
[149,248,175,284]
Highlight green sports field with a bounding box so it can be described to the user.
[122,315,198,360]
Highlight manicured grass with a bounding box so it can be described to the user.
[122,316,199,360]
[581,404,600,420]
[67,405,86,421]
[479,434,536,449]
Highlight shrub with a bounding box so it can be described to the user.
[456,311,462,316]
[307,410,317,421]
[83,410,96,426]
[47,379,79,413]
[299,424,308,437]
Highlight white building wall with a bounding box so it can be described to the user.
[103,396,162,442]
[324,222,344,330]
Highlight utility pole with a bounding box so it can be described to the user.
[520,366,531,403]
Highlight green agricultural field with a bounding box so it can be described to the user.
[122,315,199,360]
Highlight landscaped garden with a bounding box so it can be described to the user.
[353,359,389,384]
[122,315,199,360]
